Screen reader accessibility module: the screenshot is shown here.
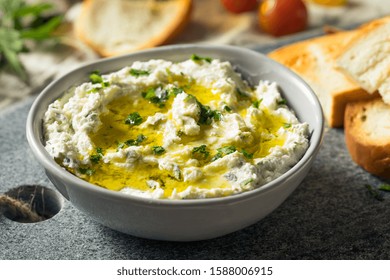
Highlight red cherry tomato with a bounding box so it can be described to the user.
[259,0,308,37]
[220,0,258,14]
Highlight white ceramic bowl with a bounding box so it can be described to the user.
[26,44,324,241]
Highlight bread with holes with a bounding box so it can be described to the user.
[268,30,375,128]
[74,0,192,57]
[337,16,390,105]
[344,98,390,178]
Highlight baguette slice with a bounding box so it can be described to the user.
[74,0,192,57]
[268,30,373,128]
[344,98,390,178]
[337,16,390,104]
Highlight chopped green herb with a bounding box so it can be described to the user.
[191,54,212,63]
[241,178,254,186]
[79,167,95,176]
[192,145,210,161]
[152,146,165,155]
[90,147,103,163]
[124,134,146,146]
[241,149,253,159]
[283,123,292,129]
[169,86,184,96]
[379,184,390,192]
[364,184,384,201]
[212,146,237,161]
[125,112,143,126]
[129,68,150,77]
[277,98,287,106]
[224,105,232,112]
[89,71,103,84]
[252,99,262,108]
[142,87,168,108]
[89,70,110,88]
[198,103,221,124]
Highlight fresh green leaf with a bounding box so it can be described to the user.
[240,178,254,186]
[89,71,103,84]
[90,147,103,163]
[169,86,184,96]
[241,149,253,159]
[224,105,232,112]
[0,27,26,80]
[252,99,262,108]
[212,146,237,161]
[364,184,384,201]
[124,134,146,146]
[19,15,62,40]
[124,112,143,126]
[378,184,390,192]
[79,167,95,176]
[192,145,210,161]
[197,100,221,124]
[142,87,168,108]
[129,68,150,77]
[152,146,165,155]
[191,54,212,63]
[0,0,62,81]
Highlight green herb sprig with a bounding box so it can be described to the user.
[191,54,212,63]
[0,0,62,81]
[125,112,143,126]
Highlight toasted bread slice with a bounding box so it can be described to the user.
[337,17,390,104]
[344,98,390,178]
[74,0,192,57]
[268,30,373,128]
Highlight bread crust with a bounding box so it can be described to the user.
[344,98,390,178]
[268,30,373,128]
[74,0,192,57]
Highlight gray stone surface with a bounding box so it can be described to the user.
[1,94,390,260]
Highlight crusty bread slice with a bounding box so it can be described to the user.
[344,98,390,178]
[268,30,373,128]
[74,0,192,57]
[337,17,390,104]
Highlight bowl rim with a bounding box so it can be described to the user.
[26,43,324,207]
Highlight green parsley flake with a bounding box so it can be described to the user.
[88,70,110,89]
[124,134,146,147]
[252,99,262,108]
[90,147,103,163]
[125,112,143,126]
[152,146,165,155]
[224,105,232,112]
[79,167,95,176]
[241,178,254,187]
[277,98,287,106]
[379,184,390,192]
[142,87,169,108]
[191,54,212,63]
[129,68,150,77]
[212,146,237,161]
[192,145,210,161]
[241,149,254,159]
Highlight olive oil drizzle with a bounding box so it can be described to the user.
[73,70,289,198]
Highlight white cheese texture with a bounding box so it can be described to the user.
[43,57,309,199]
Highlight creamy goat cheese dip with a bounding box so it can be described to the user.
[43,55,309,199]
